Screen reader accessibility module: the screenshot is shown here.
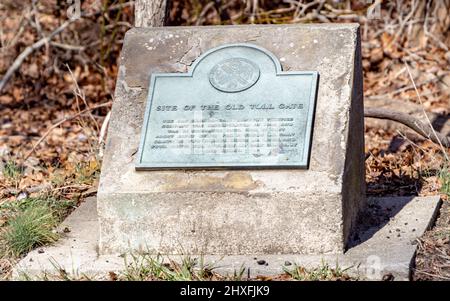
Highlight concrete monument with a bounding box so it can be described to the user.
[97,24,365,255]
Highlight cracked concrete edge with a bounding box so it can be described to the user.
[11,195,442,281]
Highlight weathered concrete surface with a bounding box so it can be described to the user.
[12,196,442,280]
[98,24,366,255]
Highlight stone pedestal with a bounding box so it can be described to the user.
[97,24,365,255]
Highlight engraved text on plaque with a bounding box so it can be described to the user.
[136,44,318,169]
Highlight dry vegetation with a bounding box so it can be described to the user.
[0,0,449,280]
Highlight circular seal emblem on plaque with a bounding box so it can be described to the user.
[208,58,260,92]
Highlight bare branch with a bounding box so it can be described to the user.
[23,102,112,162]
[364,107,450,148]
[0,20,73,93]
[0,2,134,94]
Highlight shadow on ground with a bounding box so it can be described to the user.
[348,196,415,249]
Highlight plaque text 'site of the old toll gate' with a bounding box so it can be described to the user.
[97,24,366,255]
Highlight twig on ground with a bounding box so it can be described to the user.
[50,42,85,51]
[365,77,439,101]
[23,102,112,162]
[404,62,450,161]
[413,269,450,280]
[0,20,73,93]
[66,65,100,133]
[424,0,449,52]
[395,129,430,155]
[4,9,28,49]
[195,1,216,25]
[30,0,49,59]
[0,2,134,94]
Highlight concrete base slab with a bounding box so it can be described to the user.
[12,195,441,281]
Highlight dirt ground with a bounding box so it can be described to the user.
[0,0,449,280]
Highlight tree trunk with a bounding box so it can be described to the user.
[134,0,169,27]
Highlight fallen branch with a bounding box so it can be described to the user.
[0,20,73,93]
[23,102,112,161]
[0,2,134,93]
[364,107,450,148]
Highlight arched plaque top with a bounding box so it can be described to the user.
[176,43,285,93]
[188,43,284,75]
